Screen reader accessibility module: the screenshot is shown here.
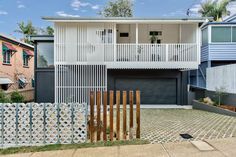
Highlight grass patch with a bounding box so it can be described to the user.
[0,139,149,155]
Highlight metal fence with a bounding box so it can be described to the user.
[207,64,236,94]
[0,103,87,148]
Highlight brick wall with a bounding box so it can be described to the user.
[0,39,34,91]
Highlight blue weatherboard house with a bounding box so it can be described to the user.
[190,14,236,88]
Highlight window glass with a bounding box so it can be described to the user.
[23,54,29,67]
[37,42,54,68]
[232,27,236,42]
[120,33,129,37]
[202,27,208,45]
[211,26,231,42]
[3,51,11,64]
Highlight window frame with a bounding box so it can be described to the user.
[36,41,54,69]
[201,27,208,46]
[23,53,29,67]
[2,50,11,65]
[210,25,236,44]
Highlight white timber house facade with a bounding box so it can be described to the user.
[42,17,208,105]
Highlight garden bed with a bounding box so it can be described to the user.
[192,100,236,117]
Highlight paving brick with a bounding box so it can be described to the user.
[140,109,236,144]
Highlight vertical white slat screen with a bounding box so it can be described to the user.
[55,64,107,103]
[54,23,110,103]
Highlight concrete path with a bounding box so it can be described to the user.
[1,137,236,157]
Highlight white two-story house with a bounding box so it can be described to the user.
[35,17,207,105]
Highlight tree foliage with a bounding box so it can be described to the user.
[46,26,54,35]
[199,0,232,21]
[15,21,54,44]
[15,21,37,44]
[99,0,133,17]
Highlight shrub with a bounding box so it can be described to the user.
[0,90,11,103]
[10,91,24,103]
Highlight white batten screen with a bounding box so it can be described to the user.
[55,64,107,103]
[54,23,110,103]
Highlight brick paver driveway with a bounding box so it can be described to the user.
[141,109,236,144]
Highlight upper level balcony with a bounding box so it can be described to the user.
[52,19,203,69]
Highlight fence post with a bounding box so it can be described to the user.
[129,91,134,129]
[123,91,127,140]
[116,91,120,140]
[136,90,141,139]
[96,91,101,141]
[90,91,95,143]
[109,91,114,141]
[103,91,107,141]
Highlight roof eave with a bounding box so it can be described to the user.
[42,16,209,23]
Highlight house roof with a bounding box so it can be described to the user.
[223,14,236,22]
[30,35,54,42]
[42,16,209,23]
[0,33,34,49]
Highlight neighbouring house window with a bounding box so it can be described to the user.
[18,76,27,89]
[0,84,8,91]
[2,43,17,65]
[37,42,54,68]
[202,27,208,45]
[120,33,129,37]
[232,27,236,42]
[3,51,11,64]
[23,53,29,67]
[211,26,231,42]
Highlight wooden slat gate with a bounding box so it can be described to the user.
[89,90,141,142]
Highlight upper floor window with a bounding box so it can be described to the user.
[2,42,17,65]
[211,26,231,42]
[3,51,11,64]
[22,49,33,67]
[202,27,208,45]
[232,27,236,42]
[37,42,54,68]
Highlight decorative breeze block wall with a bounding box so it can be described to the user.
[0,103,87,148]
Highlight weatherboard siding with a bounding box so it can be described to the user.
[201,45,209,62]
[201,43,236,61]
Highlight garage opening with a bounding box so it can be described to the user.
[115,78,177,104]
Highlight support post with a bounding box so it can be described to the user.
[96,91,101,141]
[109,91,114,141]
[123,91,127,140]
[114,23,117,62]
[136,90,141,139]
[90,91,95,143]
[103,91,107,141]
[116,91,120,140]
[136,23,139,61]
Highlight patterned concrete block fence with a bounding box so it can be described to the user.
[0,103,87,148]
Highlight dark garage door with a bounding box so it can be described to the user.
[115,78,177,104]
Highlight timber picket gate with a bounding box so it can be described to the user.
[89,90,141,142]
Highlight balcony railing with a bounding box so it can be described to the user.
[104,43,198,62]
[55,43,199,69]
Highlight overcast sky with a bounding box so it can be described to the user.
[0,0,236,39]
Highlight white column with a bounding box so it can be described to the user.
[114,23,117,62]
[196,24,201,64]
[136,23,139,61]
[179,24,182,43]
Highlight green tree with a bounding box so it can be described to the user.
[46,26,54,35]
[99,0,133,17]
[199,0,233,21]
[15,21,37,44]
